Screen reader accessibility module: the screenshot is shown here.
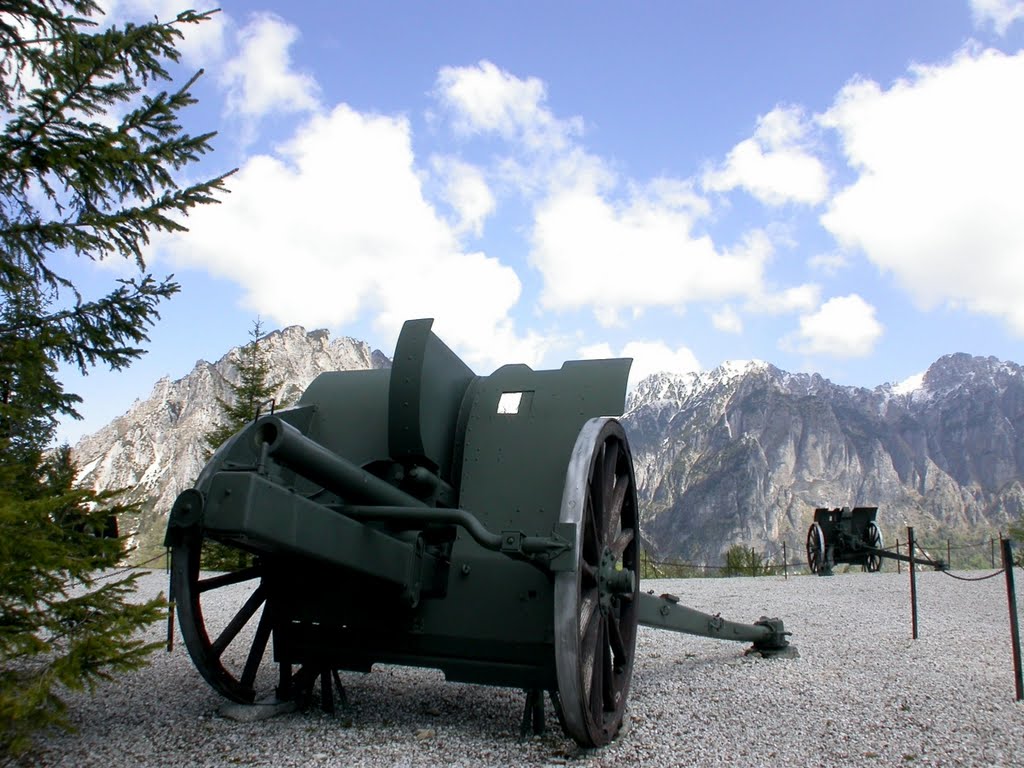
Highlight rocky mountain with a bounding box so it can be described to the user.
[71,325,1024,566]
[72,326,390,557]
[623,353,1024,564]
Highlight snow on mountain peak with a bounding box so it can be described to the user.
[717,359,770,378]
[893,371,925,396]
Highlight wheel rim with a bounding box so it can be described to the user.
[864,521,883,572]
[554,418,639,748]
[171,525,274,704]
[806,522,825,574]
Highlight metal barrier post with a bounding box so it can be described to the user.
[782,541,788,580]
[908,526,919,640]
[1001,538,1023,701]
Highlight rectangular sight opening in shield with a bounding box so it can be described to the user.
[497,391,523,414]
[499,389,542,415]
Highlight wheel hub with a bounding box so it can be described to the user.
[598,546,635,615]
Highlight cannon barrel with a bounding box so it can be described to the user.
[255,415,428,510]
[253,416,573,561]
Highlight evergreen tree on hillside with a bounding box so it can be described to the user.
[721,544,770,577]
[1009,520,1024,567]
[204,318,280,455]
[0,1,229,757]
[200,319,279,571]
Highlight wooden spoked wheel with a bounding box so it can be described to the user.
[863,521,884,572]
[170,494,275,704]
[806,522,825,574]
[554,418,640,748]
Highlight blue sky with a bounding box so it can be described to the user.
[55,0,1024,444]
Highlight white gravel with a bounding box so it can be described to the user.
[33,567,1024,767]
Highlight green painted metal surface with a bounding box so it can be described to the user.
[168,318,632,691]
[167,317,796,747]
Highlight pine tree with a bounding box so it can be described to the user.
[0,1,229,757]
[200,319,279,571]
[204,318,280,455]
[721,544,769,577]
[1009,521,1024,567]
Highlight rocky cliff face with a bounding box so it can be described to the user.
[72,326,1023,566]
[72,326,389,555]
[623,354,1024,564]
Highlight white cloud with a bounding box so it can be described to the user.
[530,179,767,323]
[435,62,821,329]
[435,60,582,152]
[431,157,495,237]
[745,282,821,315]
[702,106,829,206]
[711,305,743,334]
[221,13,319,118]
[971,0,1024,34]
[157,104,538,371]
[579,340,701,390]
[783,294,883,358]
[820,48,1024,335]
[807,251,849,275]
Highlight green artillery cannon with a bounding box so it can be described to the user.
[165,318,792,748]
[806,506,945,575]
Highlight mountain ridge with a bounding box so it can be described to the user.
[72,325,390,554]
[71,328,1024,564]
[624,352,1024,563]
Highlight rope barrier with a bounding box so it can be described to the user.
[91,551,169,582]
[944,540,998,552]
[644,537,1006,579]
[939,568,1006,582]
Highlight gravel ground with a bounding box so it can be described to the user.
[31,567,1024,767]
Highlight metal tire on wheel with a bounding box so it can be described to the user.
[554,418,640,748]
[170,494,275,704]
[863,521,884,573]
[806,522,825,575]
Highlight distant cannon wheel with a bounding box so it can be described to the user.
[863,521,884,572]
[170,505,274,704]
[806,522,825,574]
[554,418,640,748]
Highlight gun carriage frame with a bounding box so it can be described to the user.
[806,506,945,576]
[166,318,792,747]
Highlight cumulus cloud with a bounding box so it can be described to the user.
[221,13,319,118]
[152,51,842,377]
[783,294,883,358]
[157,104,538,371]
[579,340,701,390]
[435,60,582,152]
[530,179,768,324]
[433,61,820,332]
[745,282,821,315]
[971,0,1024,34]
[820,48,1024,335]
[711,305,743,334]
[702,106,830,206]
[431,157,496,237]
[808,251,849,275]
